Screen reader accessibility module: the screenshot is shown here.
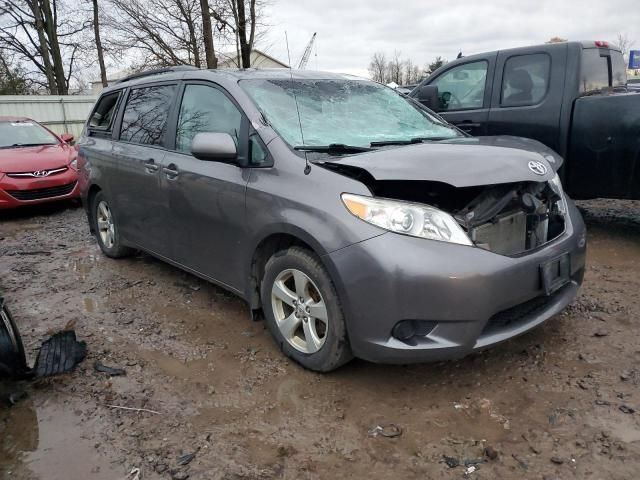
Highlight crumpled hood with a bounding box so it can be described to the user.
[0,144,73,173]
[324,136,562,187]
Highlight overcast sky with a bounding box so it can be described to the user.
[262,0,640,77]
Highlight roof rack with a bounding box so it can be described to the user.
[116,65,200,84]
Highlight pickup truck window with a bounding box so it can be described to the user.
[430,61,488,111]
[501,54,550,107]
[580,48,627,93]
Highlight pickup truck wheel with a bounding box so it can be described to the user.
[261,247,352,372]
[91,192,133,258]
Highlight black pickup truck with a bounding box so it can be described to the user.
[411,41,640,200]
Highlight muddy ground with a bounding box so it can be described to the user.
[0,199,639,480]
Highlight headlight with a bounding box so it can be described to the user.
[341,193,472,245]
[548,173,567,214]
[69,158,78,170]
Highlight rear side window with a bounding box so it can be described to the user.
[89,91,121,132]
[175,84,242,153]
[120,85,176,145]
[501,54,550,107]
[580,49,609,93]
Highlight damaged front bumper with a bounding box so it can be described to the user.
[325,198,586,364]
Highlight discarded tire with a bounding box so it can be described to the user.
[0,295,28,379]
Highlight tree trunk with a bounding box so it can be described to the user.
[28,0,57,93]
[92,0,108,86]
[41,0,67,94]
[236,0,250,68]
[199,0,217,68]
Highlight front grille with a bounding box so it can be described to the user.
[6,166,67,178]
[481,286,568,336]
[7,181,76,201]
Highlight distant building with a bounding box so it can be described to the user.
[90,50,288,95]
[217,49,288,69]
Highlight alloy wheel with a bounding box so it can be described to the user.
[96,200,115,249]
[271,269,328,354]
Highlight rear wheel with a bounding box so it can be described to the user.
[91,191,133,258]
[261,247,352,372]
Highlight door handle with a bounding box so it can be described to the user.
[144,158,158,173]
[162,164,179,179]
[453,121,481,131]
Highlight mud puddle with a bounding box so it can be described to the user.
[0,389,119,480]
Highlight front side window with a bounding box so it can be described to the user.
[240,79,460,148]
[120,85,176,145]
[431,61,488,111]
[0,120,58,149]
[89,91,121,130]
[501,54,551,107]
[175,84,242,153]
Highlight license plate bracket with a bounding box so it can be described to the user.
[540,253,570,296]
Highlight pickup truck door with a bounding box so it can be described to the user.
[425,54,497,135]
[487,47,566,154]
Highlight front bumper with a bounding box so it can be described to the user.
[324,200,586,364]
[0,169,79,209]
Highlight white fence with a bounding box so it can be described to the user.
[0,95,98,139]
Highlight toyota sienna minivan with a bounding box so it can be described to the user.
[78,67,586,372]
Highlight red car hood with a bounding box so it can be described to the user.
[0,144,74,173]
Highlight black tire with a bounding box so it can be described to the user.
[91,191,133,258]
[261,247,352,372]
[0,301,28,379]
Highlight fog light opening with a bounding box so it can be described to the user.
[392,320,437,342]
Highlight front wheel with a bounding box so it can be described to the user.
[91,192,133,258]
[261,247,352,372]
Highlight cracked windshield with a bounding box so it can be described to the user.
[241,79,461,148]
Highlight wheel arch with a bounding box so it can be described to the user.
[246,227,331,313]
[86,184,102,234]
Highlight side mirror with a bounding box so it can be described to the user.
[60,133,74,143]
[191,132,237,161]
[414,85,440,111]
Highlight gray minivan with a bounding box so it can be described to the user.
[78,67,586,372]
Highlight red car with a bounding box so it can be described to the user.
[0,116,79,209]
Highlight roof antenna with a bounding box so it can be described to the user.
[285,31,311,175]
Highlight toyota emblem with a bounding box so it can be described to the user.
[528,161,548,176]
[33,170,50,177]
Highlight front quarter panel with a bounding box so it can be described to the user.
[243,139,385,281]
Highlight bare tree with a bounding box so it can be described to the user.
[387,50,403,84]
[368,52,387,83]
[546,36,568,44]
[0,0,88,94]
[209,0,267,68]
[199,0,217,68]
[91,0,108,86]
[616,32,634,64]
[107,0,206,69]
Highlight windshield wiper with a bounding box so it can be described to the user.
[5,142,56,148]
[294,143,372,153]
[370,136,451,147]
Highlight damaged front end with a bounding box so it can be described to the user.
[454,179,566,255]
[329,159,567,256]
[369,178,567,256]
